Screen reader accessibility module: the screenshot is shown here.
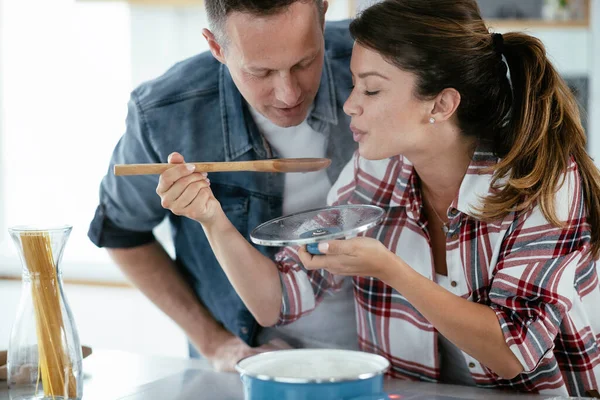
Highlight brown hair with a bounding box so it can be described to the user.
[350,0,600,257]
[206,0,325,44]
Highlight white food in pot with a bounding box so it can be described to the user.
[237,349,389,381]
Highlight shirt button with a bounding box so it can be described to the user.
[451,281,458,288]
[468,362,476,368]
[240,327,249,335]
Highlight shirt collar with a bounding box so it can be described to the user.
[308,55,338,127]
[219,65,257,161]
[389,148,501,220]
[453,150,501,218]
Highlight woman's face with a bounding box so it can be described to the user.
[343,43,433,160]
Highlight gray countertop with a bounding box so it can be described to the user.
[0,350,585,399]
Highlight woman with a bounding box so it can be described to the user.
[157,0,600,395]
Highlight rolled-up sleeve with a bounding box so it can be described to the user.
[275,154,360,325]
[489,166,590,373]
[275,245,346,325]
[490,247,582,372]
[88,92,167,249]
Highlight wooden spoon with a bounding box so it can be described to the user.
[114,158,331,176]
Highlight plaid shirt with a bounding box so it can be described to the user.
[275,150,600,396]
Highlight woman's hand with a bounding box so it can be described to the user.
[156,152,222,225]
[297,237,395,280]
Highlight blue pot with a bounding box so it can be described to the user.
[236,349,394,400]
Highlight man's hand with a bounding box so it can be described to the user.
[157,152,222,225]
[204,334,291,372]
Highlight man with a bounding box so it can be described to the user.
[88,0,357,371]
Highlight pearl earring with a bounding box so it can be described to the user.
[429,117,435,124]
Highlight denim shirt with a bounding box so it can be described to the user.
[88,20,356,345]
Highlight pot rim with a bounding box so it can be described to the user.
[235,349,390,384]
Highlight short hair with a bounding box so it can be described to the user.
[205,0,325,46]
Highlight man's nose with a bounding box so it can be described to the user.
[274,72,301,107]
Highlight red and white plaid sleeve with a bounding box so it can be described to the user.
[275,153,360,325]
[489,161,592,372]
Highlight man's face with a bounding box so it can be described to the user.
[221,2,325,127]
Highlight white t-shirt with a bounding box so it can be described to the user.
[248,106,358,351]
[248,106,332,215]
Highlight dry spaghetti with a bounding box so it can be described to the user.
[20,231,76,398]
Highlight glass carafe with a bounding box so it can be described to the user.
[7,226,83,400]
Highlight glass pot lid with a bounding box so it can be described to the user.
[250,205,385,247]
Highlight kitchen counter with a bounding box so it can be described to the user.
[0,350,583,399]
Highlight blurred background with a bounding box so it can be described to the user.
[0,0,598,359]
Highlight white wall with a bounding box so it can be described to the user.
[0,0,132,283]
[0,1,190,360]
[129,5,209,87]
[525,29,590,76]
[0,0,4,250]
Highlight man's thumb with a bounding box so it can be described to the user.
[167,152,185,164]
